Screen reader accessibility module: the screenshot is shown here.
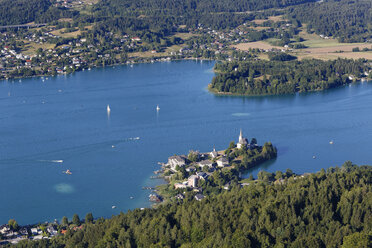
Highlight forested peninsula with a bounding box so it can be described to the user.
[8,162,371,248]
[210,58,372,96]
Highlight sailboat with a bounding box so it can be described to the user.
[107,104,111,114]
[156,104,160,111]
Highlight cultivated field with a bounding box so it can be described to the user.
[232,41,283,51]
[233,29,372,60]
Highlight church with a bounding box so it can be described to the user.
[237,129,248,149]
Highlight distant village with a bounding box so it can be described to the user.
[0,216,87,245]
[0,13,301,80]
[0,221,59,245]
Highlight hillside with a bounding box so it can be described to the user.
[12,162,372,247]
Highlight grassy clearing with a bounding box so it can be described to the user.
[21,41,55,55]
[51,28,82,38]
[173,32,198,40]
[234,28,372,60]
[232,41,283,50]
[251,15,285,25]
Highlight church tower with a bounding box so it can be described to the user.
[237,129,248,149]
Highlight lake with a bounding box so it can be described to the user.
[1,60,372,225]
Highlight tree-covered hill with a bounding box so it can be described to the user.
[13,162,372,247]
[287,0,372,42]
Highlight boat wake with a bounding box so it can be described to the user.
[38,159,63,163]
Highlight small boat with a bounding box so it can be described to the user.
[112,205,117,209]
[64,169,72,175]
[52,160,63,163]
[88,68,91,71]
[111,145,115,148]
[329,140,334,145]
[130,196,134,199]
[312,156,316,159]
[156,105,160,111]
[107,104,111,114]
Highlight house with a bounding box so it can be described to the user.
[174,182,188,189]
[186,166,196,173]
[197,160,214,169]
[196,172,209,180]
[25,60,32,67]
[237,129,248,149]
[167,155,186,171]
[72,57,80,65]
[0,225,10,234]
[30,228,38,235]
[19,227,28,236]
[194,194,205,201]
[188,175,199,188]
[217,157,229,168]
[47,226,58,236]
[131,37,141,41]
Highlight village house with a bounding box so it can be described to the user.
[0,225,10,234]
[217,157,229,167]
[174,182,188,189]
[167,155,186,171]
[195,194,205,201]
[186,165,196,172]
[188,175,199,187]
[196,172,209,180]
[197,159,214,170]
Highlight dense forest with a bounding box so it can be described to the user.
[0,0,77,26]
[210,58,371,95]
[87,0,316,34]
[0,0,371,42]
[12,162,372,247]
[287,0,372,42]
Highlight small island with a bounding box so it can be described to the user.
[152,130,277,203]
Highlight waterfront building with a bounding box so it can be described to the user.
[237,129,248,149]
[167,155,186,171]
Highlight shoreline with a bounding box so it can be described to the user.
[0,56,217,82]
[207,79,372,97]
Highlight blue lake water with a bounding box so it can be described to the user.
[1,60,372,225]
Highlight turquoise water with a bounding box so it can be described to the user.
[1,61,372,225]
